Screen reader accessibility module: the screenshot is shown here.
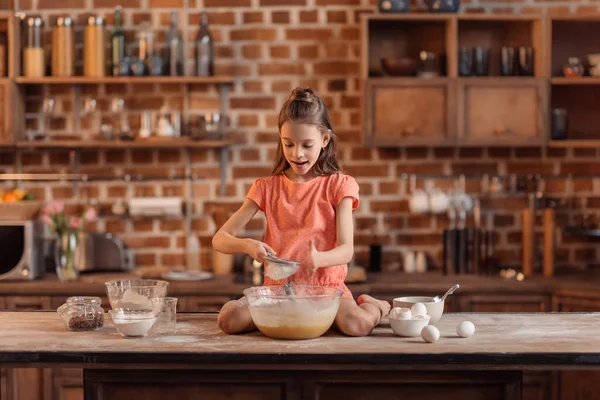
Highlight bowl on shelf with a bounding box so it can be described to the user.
[243,285,343,340]
[390,314,431,337]
[393,296,445,323]
[381,58,418,77]
[105,279,169,311]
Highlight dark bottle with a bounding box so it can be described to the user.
[194,11,214,77]
[166,11,183,76]
[111,6,125,76]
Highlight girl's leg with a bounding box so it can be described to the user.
[333,295,391,337]
[217,297,257,334]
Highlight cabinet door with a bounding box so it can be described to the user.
[459,294,550,312]
[364,78,455,147]
[52,368,83,400]
[181,296,234,313]
[4,296,51,311]
[458,79,548,146]
[553,296,600,312]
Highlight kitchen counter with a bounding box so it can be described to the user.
[0,311,599,400]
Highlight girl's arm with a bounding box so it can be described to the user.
[310,196,355,270]
[212,199,275,262]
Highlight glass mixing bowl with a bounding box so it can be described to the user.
[243,285,343,340]
[105,279,169,311]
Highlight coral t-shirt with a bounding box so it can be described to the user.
[247,172,359,296]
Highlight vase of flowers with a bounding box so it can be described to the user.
[42,201,97,282]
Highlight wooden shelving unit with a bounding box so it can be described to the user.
[547,140,600,148]
[362,13,547,147]
[14,138,231,149]
[551,77,600,85]
[14,76,234,85]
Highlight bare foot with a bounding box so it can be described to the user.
[357,294,391,324]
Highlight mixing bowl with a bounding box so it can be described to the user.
[109,308,160,338]
[393,296,445,323]
[390,314,431,337]
[243,285,343,340]
[105,279,169,310]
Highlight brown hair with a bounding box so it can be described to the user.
[272,87,341,176]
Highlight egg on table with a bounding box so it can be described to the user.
[421,325,440,343]
[457,321,475,338]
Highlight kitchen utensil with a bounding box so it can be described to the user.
[263,253,301,280]
[109,309,159,338]
[432,283,460,303]
[243,285,343,340]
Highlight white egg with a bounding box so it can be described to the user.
[457,321,475,338]
[390,307,411,320]
[421,325,440,343]
[412,314,426,320]
[411,302,428,317]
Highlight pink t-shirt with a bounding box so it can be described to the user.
[247,172,359,297]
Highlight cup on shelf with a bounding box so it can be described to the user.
[551,108,568,140]
[459,47,474,76]
[473,47,490,76]
[501,46,516,76]
[403,251,416,273]
[518,46,534,76]
[415,251,427,273]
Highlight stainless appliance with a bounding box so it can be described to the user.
[0,221,45,280]
[75,232,132,272]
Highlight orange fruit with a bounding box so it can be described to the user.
[3,193,17,203]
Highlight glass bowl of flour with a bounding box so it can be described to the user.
[105,279,169,310]
[109,306,161,338]
[243,285,343,340]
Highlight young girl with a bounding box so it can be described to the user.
[212,87,391,337]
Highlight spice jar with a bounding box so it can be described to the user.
[23,17,44,77]
[84,15,106,77]
[57,296,105,332]
[52,17,74,77]
[563,57,584,77]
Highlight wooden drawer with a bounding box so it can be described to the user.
[4,296,51,311]
[364,78,455,147]
[457,78,548,146]
[459,294,551,313]
[552,296,600,312]
[180,296,233,313]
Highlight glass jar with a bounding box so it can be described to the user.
[84,15,106,77]
[563,57,584,77]
[57,296,105,332]
[23,17,44,77]
[52,17,74,77]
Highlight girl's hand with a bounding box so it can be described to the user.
[244,239,275,263]
[308,240,321,275]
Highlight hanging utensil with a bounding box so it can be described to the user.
[432,283,460,303]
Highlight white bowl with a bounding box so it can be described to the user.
[393,296,445,323]
[109,309,158,338]
[588,53,600,67]
[390,315,431,337]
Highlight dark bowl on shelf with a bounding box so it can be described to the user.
[381,58,418,77]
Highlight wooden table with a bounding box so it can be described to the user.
[0,312,599,400]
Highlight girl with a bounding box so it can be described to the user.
[212,87,391,337]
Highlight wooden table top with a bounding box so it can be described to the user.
[0,311,599,369]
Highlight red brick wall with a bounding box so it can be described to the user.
[7,0,600,274]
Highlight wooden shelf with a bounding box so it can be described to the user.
[548,140,600,148]
[14,138,232,149]
[14,76,234,85]
[551,77,600,85]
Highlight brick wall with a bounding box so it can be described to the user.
[5,0,600,274]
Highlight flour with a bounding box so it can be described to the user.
[118,289,153,310]
[112,313,157,337]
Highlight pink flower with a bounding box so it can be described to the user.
[41,214,52,225]
[69,217,82,229]
[54,201,64,214]
[84,207,97,222]
[44,200,64,215]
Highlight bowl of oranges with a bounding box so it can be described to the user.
[0,189,40,220]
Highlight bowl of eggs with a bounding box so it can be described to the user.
[389,303,431,337]
[392,296,445,323]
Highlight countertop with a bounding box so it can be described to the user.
[0,272,599,299]
[0,312,599,369]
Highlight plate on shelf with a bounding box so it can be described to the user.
[162,271,213,281]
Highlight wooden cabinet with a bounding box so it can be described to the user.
[180,296,233,313]
[523,371,556,400]
[50,369,83,400]
[553,296,600,312]
[4,296,51,311]
[364,78,456,147]
[457,79,548,146]
[459,293,551,312]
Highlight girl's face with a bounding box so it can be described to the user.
[280,122,330,179]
